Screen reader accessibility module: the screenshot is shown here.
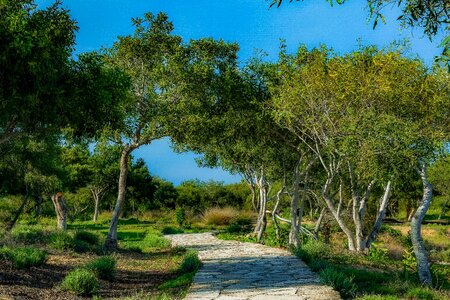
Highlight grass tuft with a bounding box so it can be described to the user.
[61,268,99,295]
[85,256,117,281]
[0,245,47,269]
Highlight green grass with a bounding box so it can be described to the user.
[85,256,117,281]
[0,245,47,269]
[61,268,99,295]
[159,272,196,290]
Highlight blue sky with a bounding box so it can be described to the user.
[38,0,443,185]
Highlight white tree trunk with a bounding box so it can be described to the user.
[289,162,301,248]
[105,147,133,251]
[411,165,433,287]
[366,181,392,249]
[51,192,67,230]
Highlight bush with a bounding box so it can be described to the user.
[11,226,46,244]
[203,207,238,226]
[176,208,187,227]
[74,239,91,253]
[74,231,99,245]
[368,243,389,263]
[295,239,331,263]
[0,246,47,269]
[179,250,201,274]
[309,259,329,272]
[61,268,99,295]
[161,226,184,235]
[226,212,255,233]
[320,267,357,299]
[406,287,438,300]
[85,256,116,281]
[50,231,74,250]
[142,233,170,249]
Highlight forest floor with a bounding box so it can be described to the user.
[0,217,198,300]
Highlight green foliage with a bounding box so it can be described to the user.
[161,226,184,235]
[0,246,47,269]
[402,246,417,276]
[159,272,195,290]
[406,287,438,300]
[11,226,46,244]
[368,243,389,264]
[74,230,100,245]
[295,239,331,263]
[50,231,74,250]
[320,267,357,299]
[179,250,201,274]
[356,295,399,300]
[61,268,99,295]
[85,256,117,281]
[175,207,187,227]
[141,232,171,249]
[309,259,330,272]
[226,215,254,233]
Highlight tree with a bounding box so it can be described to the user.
[103,12,239,250]
[429,155,450,219]
[0,1,130,147]
[270,0,450,68]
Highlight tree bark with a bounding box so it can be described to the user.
[8,186,30,231]
[366,180,392,249]
[289,160,301,248]
[314,207,326,239]
[51,192,67,230]
[104,147,133,251]
[411,165,433,287]
[91,188,101,222]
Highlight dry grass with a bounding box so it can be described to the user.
[202,207,240,226]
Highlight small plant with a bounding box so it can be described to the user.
[402,246,417,279]
[368,243,389,263]
[61,268,99,295]
[142,233,170,249]
[176,207,186,227]
[50,231,74,250]
[179,250,201,274]
[295,239,331,263]
[11,227,46,244]
[161,226,184,235]
[406,287,437,300]
[85,256,117,281]
[74,230,99,245]
[0,246,47,269]
[320,267,357,299]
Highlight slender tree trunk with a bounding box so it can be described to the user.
[411,165,433,287]
[438,198,449,220]
[289,161,301,248]
[8,186,30,231]
[51,192,67,230]
[314,207,326,239]
[104,147,133,251]
[272,186,284,240]
[366,181,392,249]
[91,188,100,222]
[255,182,268,243]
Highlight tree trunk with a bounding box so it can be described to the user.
[255,183,268,243]
[51,192,67,230]
[104,147,133,251]
[366,180,392,249]
[438,198,449,220]
[272,186,284,240]
[8,186,30,231]
[314,207,326,239]
[411,165,433,287]
[289,161,301,248]
[91,188,100,222]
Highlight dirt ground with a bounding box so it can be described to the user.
[0,251,177,300]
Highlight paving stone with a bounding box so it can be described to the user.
[165,233,341,300]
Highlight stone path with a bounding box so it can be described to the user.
[165,233,341,300]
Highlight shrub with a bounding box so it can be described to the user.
[161,226,184,235]
[11,226,46,244]
[406,287,438,300]
[203,207,238,226]
[0,246,47,269]
[309,259,329,272]
[50,231,74,250]
[61,268,99,295]
[226,212,255,233]
[320,267,357,299]
[179,250,201,274]
[368,243,389,263]
[142,233,170,249]
[356,295,399,300]
[74,231,99,245]
[74,239,91,253]
[295,239,331,263]
[176,208,186,227]
[85,256,117,281]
